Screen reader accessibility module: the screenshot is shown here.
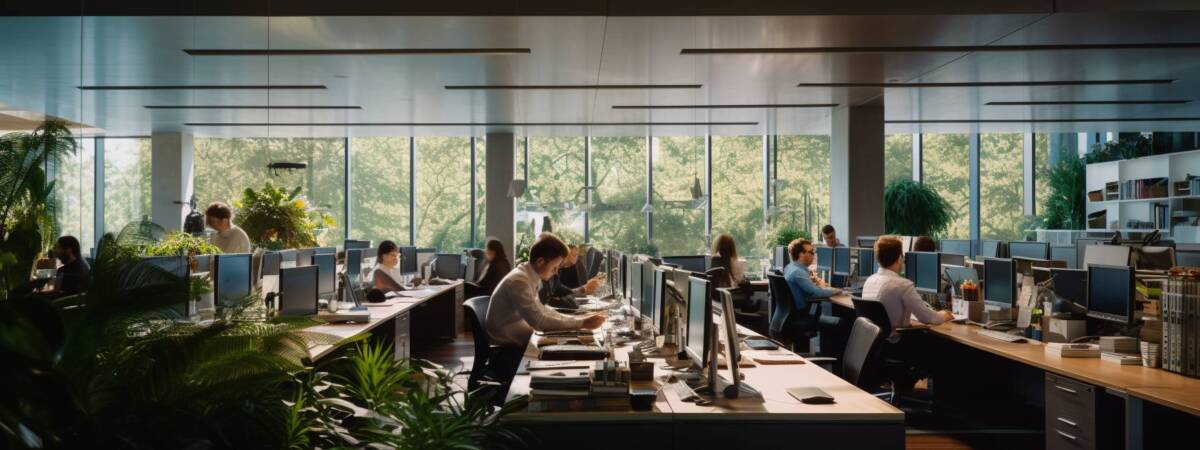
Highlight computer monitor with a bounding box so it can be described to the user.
[685,276,712,368]
[260,251,282,277]
[1050,268,1087,307]
[279,265,318,317]
[979,240,1004,258]
[652,268,669,332]
[278,249,297,269]
[772,246,789,270]
[433,253,462,279]
[344,248,365,285]
[672,268,691,309]
[1051,246,1078,269]
[663,255,708,274]
[192,254,213,274]
[940,239,972,257]
[1087,264,1134,325]
[815,246,833,272]
[343,239,371,250]
[1008,241,1050,260]
[983,257,1016,308]
[833,247,851,276]
[857,248,876,277]
[213,253,252,307]
[295,248,316,266]
[620,254,630,299]
[641,260,656,319]
[400,246,419,274]
[912,252,941,293]
[312,253,336,299]
[856,236,877,249]
[630,261,644,309]
[314,246,336,255]
[940,252,966,268]
[416,250,436,276]
[142,255,189,278]
[1083,244,1131,268]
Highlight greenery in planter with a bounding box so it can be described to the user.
[769,225,810,247]
[1039,154,1087,230]
[145,231,222,257]
[883,179,954,237]
[1084,135,1153,163]
[235,182,335,250]
[0,120,75,300]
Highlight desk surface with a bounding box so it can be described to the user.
[305,282,459,359]
[928,322,1200,414]
[830,293,855,309]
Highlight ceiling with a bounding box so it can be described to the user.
[3,8,1200,138]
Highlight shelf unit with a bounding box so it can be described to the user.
[1085,148,1200,243]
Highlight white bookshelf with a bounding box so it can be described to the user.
[1085,148,1200,243]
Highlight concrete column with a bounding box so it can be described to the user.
[830,104,885,242]
[150,132,194,231]
[485,132,516,265]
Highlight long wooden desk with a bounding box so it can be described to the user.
[504,308,905,450]
[305,282,462,360]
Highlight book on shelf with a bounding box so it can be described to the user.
[1162,275,1200,377]
[1120,177,1169,200]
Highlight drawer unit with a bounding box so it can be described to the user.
[394,311,411,360]
[1045,373,1097,450]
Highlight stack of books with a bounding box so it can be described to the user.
[1101,352,1143,365]
[1163,273,1200,377]
[1100,336,1139,354]
[1045,342,1099,358]
[529,369,591,399]
[525,362,633,413]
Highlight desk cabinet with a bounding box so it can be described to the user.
[1045,373,1123,450]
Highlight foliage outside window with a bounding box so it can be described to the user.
[884,134,914,186]
[652,136,707,256]
[979,133,1026,240]
[921,134,970,239]
[775,135,831,244]
[103,138,152,237]
[589,136,647,253]
[350,137,411,246]
[415,137,473,251]
[55,139,96,255]
[712,135,766,258]
[516,137,586,246]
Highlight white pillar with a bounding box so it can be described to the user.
[831,104,885,242]
[485,132,516,264]
[150,132,194,231]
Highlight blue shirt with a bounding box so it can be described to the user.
[783,261,838,309]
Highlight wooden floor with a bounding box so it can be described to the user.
[413,333,1044,450]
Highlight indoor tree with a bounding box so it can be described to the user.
[1039,154,1087,230]
[883,179,954,237]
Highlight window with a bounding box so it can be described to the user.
[351,137,411,246]
[517,137,586,245]
[884,134,914,185]
[589,136,647,253]
[474,137,487,247]
[921,134,970,239]
[103,138,152,235]
[651,136,707,256]
[711,135,766,258]
[414,137,472,251]
[774,135,831,241]
[979,133,1026,240]
[55,138,95,254]
[193,138,346,248]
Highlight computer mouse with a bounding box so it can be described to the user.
[801,395,836,405]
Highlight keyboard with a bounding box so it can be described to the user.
[977,329,1027,343]
[670,381,699,401]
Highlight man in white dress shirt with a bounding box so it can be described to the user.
[861,235,953,335]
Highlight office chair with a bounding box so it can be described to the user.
[480,346,525,407]
[705,266,732,289]
[810,317,883,390]
[766,273,840,354]
[585,247,603,278]
[462,296,491,391]
[850,295,925,405]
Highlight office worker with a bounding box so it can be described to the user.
[862,236,953,334]
[784,238,842,305]
[557,244,587,289]
[371,240,406,291]
[821,224,843,248]
[205,202,252,254]
[51,235,91,296]
[913,236,937,252]
[485,233,605,348]
[465,238,512,298]
[710,234,746,286]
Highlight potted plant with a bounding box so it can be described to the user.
[234,182,335,250]
[769,225,810,247]
[146,231,222,272]
[883,179,953,237]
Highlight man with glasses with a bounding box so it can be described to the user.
[784,238,841,308]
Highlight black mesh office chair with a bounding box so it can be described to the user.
[850,295,924,405]
[462,296,491,391]
[810,317,883,389]
[766,273,839,354]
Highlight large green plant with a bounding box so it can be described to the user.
[1039,155,1087,230]
[883,179,954,237]
[145,231,222,257]
[1084,135,1153,163]
[0,120,75,299]
[235,182,335,250]
[769,225,809,247]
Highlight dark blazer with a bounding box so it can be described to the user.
[465,258,512,298]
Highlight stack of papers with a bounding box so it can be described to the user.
[530,369,591,398]
[1045,342,1100,358]
[1100,352,1143,365]
[1100,336,1138,354]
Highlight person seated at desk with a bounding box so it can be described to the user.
[784,238,843,306]
[710,233,747,287]
[556,244,588,289]
[821,224,844,248]
[48,235,91,297]
[465,238,512,298]
[205,202,251,254]
[862,236,953,335]
[370,240,406,291]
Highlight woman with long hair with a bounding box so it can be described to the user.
[709,233,744,287]
[466,237,513,298]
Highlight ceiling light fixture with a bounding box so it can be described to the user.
[183,121,757,127]
[682,42,1200,54]
[985,100,1190,106]
[183,48,530,56]
[79,84,327,90]
[612,103,837,109]
[445,84,702,90]
[886,117,1200,124]
[145,105,362,110]
[797,80,1174,88]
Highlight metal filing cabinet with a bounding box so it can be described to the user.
[394,311,411,360]
[1045,373,1097,450]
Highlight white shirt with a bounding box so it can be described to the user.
[210,224,251,254]
[861,267,947,332]
[485,262,584,348]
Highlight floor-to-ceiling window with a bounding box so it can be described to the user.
[884,134,914,185]
[517,137,587,245]
[775,135,831,241]
[473,137,487,247]
[921,134,970,239]
[414,137,472,251]
[651,136,707,256]
[350,137,411,246]
[980,133,1026,240]
[589,136,647,253]
[193,138,346,247]
[103,138,152,236]
[55,138,95,254]
[711,135,766,258]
